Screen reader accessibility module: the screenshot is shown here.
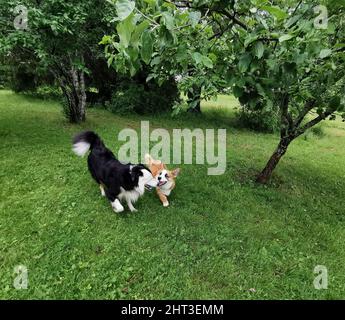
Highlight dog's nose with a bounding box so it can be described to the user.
[158,176,161,181]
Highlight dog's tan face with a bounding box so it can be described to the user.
[145,155,180,190]
[156,168,180,188]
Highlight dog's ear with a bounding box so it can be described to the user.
[171,168,180,177]
[145,153,163,166]
[130,170,137,182]
[130,165,140,182]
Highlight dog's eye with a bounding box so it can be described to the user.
[165,173,169,178]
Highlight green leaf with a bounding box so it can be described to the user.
[140,30,154,64]
[189,11,201,27]
[329,96,341,109]
[201,55,213,68]
[132,20,150,48]
[244,35,258,48]
[262,6,289,20]
[233,86,244,98]
[192,52,203,64]
[143,0,156,7]
[99,35,112,45]
[107,55,114,68]
[285,14,302,28]
[279,34,294,42]
[128,46,139,61]
[116,14,135,48]
[192,52,213,68]
[254,41,264,59]
[162,12,175,30]
[188,100,199,109]
[150,56,161,66]
[116,0,135,21]
[146,73,155,82]
[334,43,345,49]
[238,53,252,73]
[319,49,332,59]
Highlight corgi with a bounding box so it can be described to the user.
[145,154,180,207]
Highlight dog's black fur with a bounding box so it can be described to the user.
[72,131,152,205]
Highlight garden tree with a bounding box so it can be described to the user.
[101,0,229,113]
[0,0,114,123]
[103,0,345,183]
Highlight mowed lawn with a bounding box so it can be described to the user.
[0,90,345,299]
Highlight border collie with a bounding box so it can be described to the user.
[72,131,157,213]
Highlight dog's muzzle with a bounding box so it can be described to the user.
[157,181,167,187]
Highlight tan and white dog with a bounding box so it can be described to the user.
[145,154,180,207]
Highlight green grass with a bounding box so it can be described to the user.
[1,90,345,299]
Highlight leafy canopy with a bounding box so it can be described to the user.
[102,0,345,121]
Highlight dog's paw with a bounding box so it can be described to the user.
[163,201,169,207]
[112,199,124,213]
[130,207,138,212]
[113,206,124,213]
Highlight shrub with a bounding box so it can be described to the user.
[237,108,280,133]
[311,125,325,138]
[61,96,71,121]
[31,85,61,100]
[0,64,11,88]
[107,78,179,115]
[9,64,37,93]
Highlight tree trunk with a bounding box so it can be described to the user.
[256,137,292,184]
[70,66,86,123]
[53,56,86,123]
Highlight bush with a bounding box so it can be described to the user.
[310,125,325,138]
[234,85,280,133]
[32,85,61,100]
[237,108,280,133]
[61,96,71,121]
[107,79,179,115]
[0,64,11,88]
[9,64,37,93]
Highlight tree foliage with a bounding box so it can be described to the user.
[0,0,114,122]
[103,0,345,183]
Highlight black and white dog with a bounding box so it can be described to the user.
[72,131,157,212]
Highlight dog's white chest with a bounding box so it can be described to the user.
[159,182,173,196]
[119,188,140,203]
[161,189,171,196]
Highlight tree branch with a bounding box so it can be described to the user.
[208,21,234,40]
[294,110,333,138]
[293,99,316,128]
[280,93,292,138]
[220,10,248,31]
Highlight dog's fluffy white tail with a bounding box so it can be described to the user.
[72,131,103,157]
[72,141,91,157]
